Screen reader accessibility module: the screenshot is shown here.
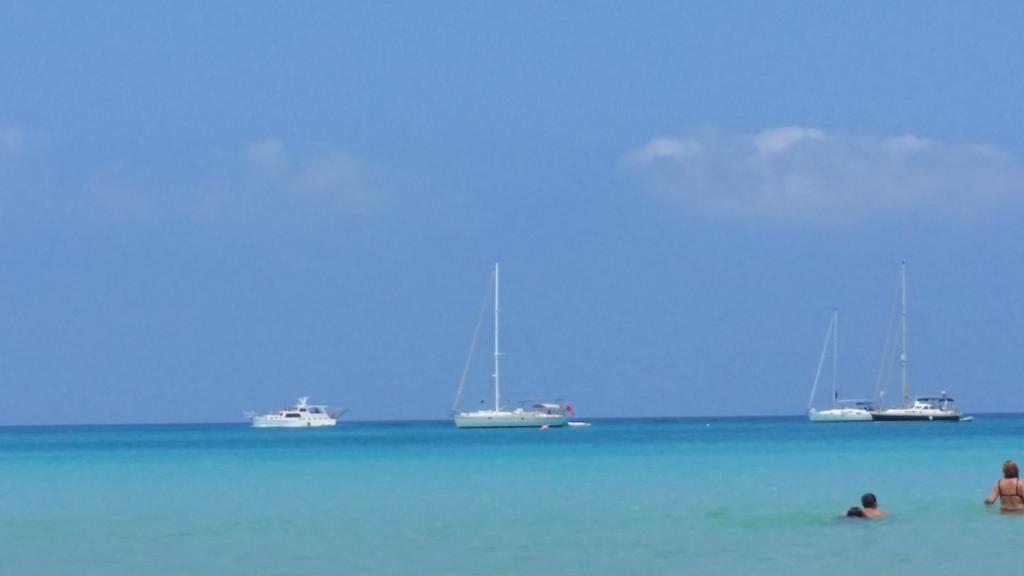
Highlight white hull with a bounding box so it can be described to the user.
[870,407,960,422]
[808,408,873,422]
[251,416,337,428]
[249,397,339,428]
[454,410,567,428]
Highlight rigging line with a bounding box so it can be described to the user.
[833,309,839,403]
[451,269,495,413]
[873,302,897,405]
[808,312,836,410]
[873,272,902,405]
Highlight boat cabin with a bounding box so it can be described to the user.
[912,393,957,411]
[839,400,877,411]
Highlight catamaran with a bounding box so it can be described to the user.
[807,310,873,422]
[870,260,964,422]
[452,263,569,429]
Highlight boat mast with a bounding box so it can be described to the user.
[900,259,908,407]
[832,309,839,406]
[808,311,836,411]
[493,262,501,412]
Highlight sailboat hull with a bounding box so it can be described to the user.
[454,411,567,428]
[807,408,873,423]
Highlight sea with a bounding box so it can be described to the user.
[2,416,1022,576]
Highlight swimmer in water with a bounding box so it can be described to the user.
[860,493,886,518]
[985,460,1024,513]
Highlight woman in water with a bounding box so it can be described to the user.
[985,460,1024,513]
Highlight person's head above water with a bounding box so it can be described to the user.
[846,507,866,518]
[1003,460,1019,479]
[861,493,878,509]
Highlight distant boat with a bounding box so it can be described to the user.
[870,260,964,422]
[452,263,569,429]
[807,309,873,422]
[871,392,962,422]
[248,397,340,428]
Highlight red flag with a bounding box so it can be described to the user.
[564,403,575,416]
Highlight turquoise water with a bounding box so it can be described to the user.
[2,416,1022,575]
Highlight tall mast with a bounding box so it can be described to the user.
[832,309,839,406]
[493,262,501,411]
[900,259,908,406]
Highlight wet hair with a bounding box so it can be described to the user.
[1004,460,1019,479]
[861,493,878,509]
[846,507,866,518]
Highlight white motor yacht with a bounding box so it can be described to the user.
[249,397,339,428]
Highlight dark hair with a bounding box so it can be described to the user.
[846,507,866,518]
[861,493,878,509]
[1004,460,1019,479]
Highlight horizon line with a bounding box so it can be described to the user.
[1,411,1018,428]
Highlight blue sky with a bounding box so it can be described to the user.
[2,1,1023,424]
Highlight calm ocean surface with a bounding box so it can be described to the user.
[2,416,1022,575]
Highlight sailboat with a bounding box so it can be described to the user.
[807,310,873,422]
[452,263,569,429]
[870,260,963,422]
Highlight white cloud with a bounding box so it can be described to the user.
[623,137,702,164]
[0,123,28,160]
[86,139,385,222]
[241,139,292,180]
[621,127,1024,225]
[752,126,823,155]
[292,148,381,214]
[0,122,47,164]
[234,140,384,216]
[0,122,48,208]
[87,170,159,221]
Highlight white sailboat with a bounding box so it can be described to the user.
[452,263,568,429]
[807,310,873,422]
[870,260,963,422]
